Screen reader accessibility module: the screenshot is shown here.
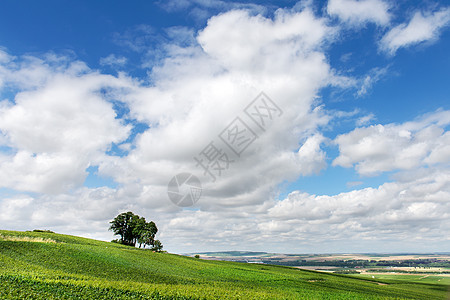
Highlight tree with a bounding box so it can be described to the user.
[136,221,158,249]
[151,240,163,252]
[133,216,148,248]
[109,211,139,246]
[109,212,162,251]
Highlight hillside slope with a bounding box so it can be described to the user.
[0,230,448,299]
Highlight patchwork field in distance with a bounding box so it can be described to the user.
[190,251,450,291]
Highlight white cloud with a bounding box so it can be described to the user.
[380,7,450,55]
[269,169,450,230]
[97,7,334,211]
[356,113,375,126]
[356,67,388,97]
[296,134,327,176]
[425,131,450,164]
[197,9,332,70]
[1,7,334,211]
[0,54,133,193]
[158,0,267,20]
[333,110,450,176]
[99,54,127,67]
[327,0,391,26]
[2,164,449,253]
[347,181,363,188]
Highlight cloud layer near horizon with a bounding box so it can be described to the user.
[1,2,449,253]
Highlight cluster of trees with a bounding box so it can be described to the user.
[109,211,163,251]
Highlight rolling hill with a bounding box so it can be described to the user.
[0,230,448,299]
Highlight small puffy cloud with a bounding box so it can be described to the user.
[197,8,332,70]
[356,67,388,97]
[380,7,450,55]
[99,54,127,67]
[112,25,156,52]
[356,113,375,126]
[347,181,363,188]
[333,110,450,176]
[296,134,327,176]
[327,0,391,26]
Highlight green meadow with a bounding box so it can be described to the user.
[1,230,449,299]
[355,273,450,285]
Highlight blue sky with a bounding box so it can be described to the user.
[0,0,449,253]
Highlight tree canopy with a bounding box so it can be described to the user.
[109,211,162,251]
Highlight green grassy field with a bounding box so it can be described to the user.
[1,230,449,299]
[355,273,450,285]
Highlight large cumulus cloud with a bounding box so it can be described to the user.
[1,2,449,253]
